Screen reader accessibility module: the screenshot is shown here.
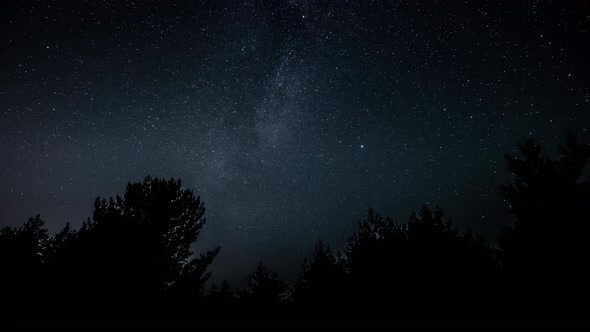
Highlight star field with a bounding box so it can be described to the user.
[1,0,590,282]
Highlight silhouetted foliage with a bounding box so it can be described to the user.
[0,176,222,325]
[47,176,219,294]
[241,262,288,305]
[168,247,220,299]
[499,133,590,285]
[0,215,49,288]
[406,206,497,286]
[344,208,405,287]
[208,280,235,304]
[293,240,346,304]
[344,206,496,288]
[4,133,590,324]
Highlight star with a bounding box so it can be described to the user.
[1,0,589,286]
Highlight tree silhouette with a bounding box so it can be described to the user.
[406,206,496,286]
[167,247,220,300]
[208,280,235,304]
[0,216,53,326]
[0,215,49,288]
[343,206,495,289]
[48,176,219,295]
[241,262,288,305]
[293,240,346,305]
[499,133,590,285]
[344,208,406,288]
[4,132,590,324]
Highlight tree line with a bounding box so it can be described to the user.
[2,133,590,324]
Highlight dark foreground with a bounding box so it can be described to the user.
[7,287,590,326]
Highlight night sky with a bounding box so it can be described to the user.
[2,0,589,283]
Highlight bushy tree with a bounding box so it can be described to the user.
[343,206,495,288]
[499,134,590,284]
[293,240,346,303]
[0,215,49,287]
[241,262,288,305]
[344,208,406,287]
[406,206,496,285]
[51,176,219,294]
[208,280,235,304]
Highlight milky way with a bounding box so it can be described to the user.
[2,1,589,282]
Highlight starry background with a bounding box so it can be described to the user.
[1,0,589,283]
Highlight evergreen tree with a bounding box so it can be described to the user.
[344,208,406,288]
[242,262,288,305]
[293,240,346,304]
[0,215,50,288]
[499,134,590,285]
[208,280,235,304]
[52,176,219,294]
[344,206,495,288]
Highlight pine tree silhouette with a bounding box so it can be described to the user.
[51,176,219,292]
[242,262,288,305]
[344,208,406,288]
[0,215,49,288]
[4,176,221,323]
[499,133,590,285]
[342,206,495,289]
[293,240,346,305]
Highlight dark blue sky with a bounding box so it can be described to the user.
[1,0,589,283]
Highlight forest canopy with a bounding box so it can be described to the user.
[2,133,590,324]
